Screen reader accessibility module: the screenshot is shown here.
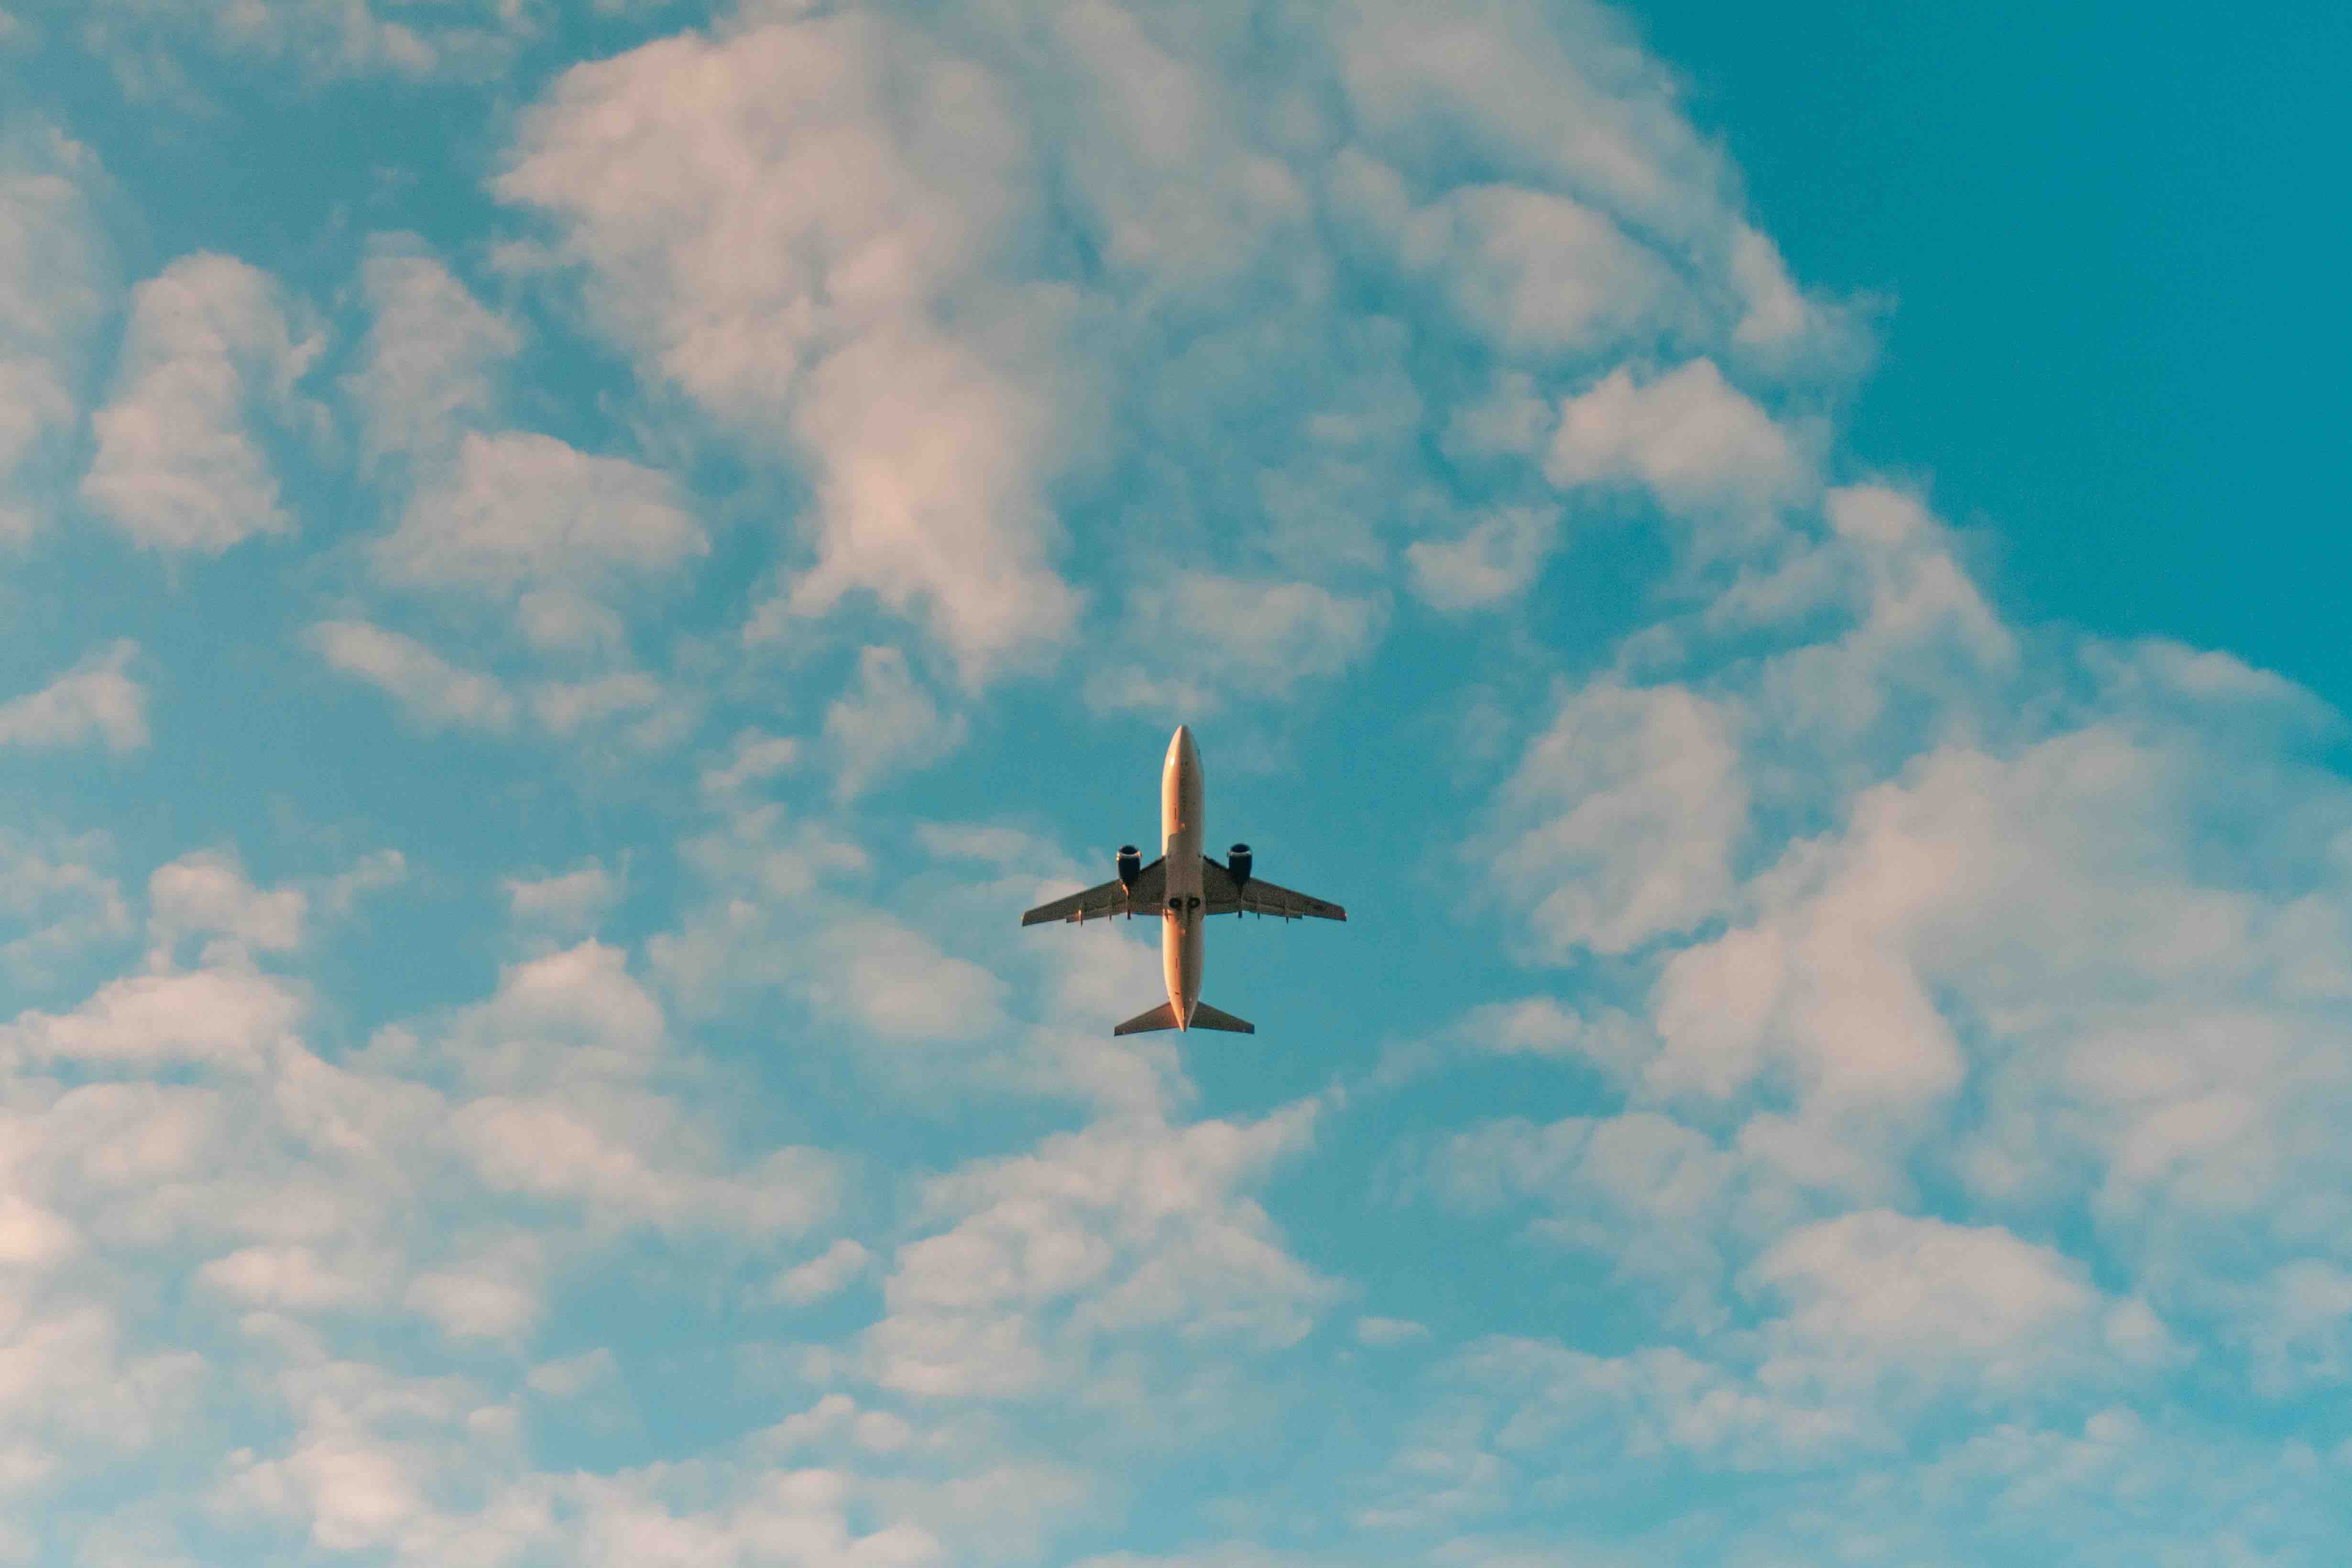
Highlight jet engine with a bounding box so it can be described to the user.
[1227,843,1252,887]
[1116,845,1142,890]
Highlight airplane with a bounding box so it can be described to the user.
[1020,724,1345,1035]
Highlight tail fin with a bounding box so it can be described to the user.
[1110,1001,1258,1036]
[1188,1001,1255,1034]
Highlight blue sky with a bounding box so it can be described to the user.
[1,1,2348,1563]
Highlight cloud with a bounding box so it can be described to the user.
[375,429,705,597]
[699,729,799,797]
[1406,504,1560,611]
[147,850,306,961]
[804,914,1006,1043]
[0,829,131,984]
[2,964,302,1073]
[870,1103,1333,1400]
[1480,676,1746,957]
[824,644,964,799]
[499,14,1086,680]
[305,620,516,733]
[772,1238,872,1307]
[503,861,621,933]
[1545,359,1813,525]
[0,121,112,545]
[341,239,518,468]
[0,640,147,752]
[81,252,320,553]
[1090,576,1384,714]
[1357,1316,1431,1347]
[1332,154,1684,359]
[77,0,533,82]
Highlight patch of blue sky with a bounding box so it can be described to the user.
[1,0,2350,1562]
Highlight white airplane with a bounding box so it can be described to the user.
[1021,724,1346,1035]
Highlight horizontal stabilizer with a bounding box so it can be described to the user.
[1110,1000,1258,1036]
[1113,1002,1179,1036]
[1188,1001,1255,1034]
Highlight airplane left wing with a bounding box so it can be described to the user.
[1020,857,1165,925]
[1202,856,1346,921]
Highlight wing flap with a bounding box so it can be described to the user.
[1021,857,1166,926]
[1201,856,1346,921]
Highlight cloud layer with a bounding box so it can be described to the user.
[0,0,2343,1562]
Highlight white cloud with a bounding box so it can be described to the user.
[1090,576,1384,714]
[870,1103,1333,1400]
[1356,1316,1430,1347]
[500,14,1086,680]
[772,1238,872,1307]
[376,429,705,596]
[306,620,516,733]
[805,914,1006,1043]
[699,729,799,797]
[1,964,301,1074]
[322,848,407,915]
[0,121,112,545]
[0,829,131,983]
[0,641,147,752]
[1406,504,1558,610]
[147,850,305,960]
[530,671,664,736]
[503,862,621,933]
[197,1244,381,1311]
[1482,677,1746,957]
[404,1245,542,1342]
[81,252,320,553]
[825,645,964,799]
[1333,153,1683,358]
[341,239,518,467]
[1745,1209,2112,1395]
[1545,359,1812,524]
[526,1347,619,1401]
[80,0,531,82]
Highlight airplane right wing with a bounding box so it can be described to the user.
[1020,857,1166,925]
[1202,856,1346,921]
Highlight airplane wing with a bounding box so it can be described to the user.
[1020,857,1166,925]
[1202,855,1346,921]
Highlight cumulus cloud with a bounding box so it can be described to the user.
[503,861,621,933]
[305,620,515,733]
[341,239,518,469]
[0,121,112,545]
[870,1103,1334,1400]
[1406,504,1559,611]
[1544,359,1814,526]
[81,252,320,553]
[0,829,131,984]
[771,1238,872,1307]
[78,0,534,81]
[824,644,964,799]
[500,14,1086,679]
[376,429,705,597]
[147,850,305,961]
[0,641,147,752]
[1481,676,1746,957]
[1090,576,1385,715]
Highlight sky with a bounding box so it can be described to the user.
[0,1,2348,1564]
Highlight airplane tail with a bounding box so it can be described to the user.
[1111,1000,1256,1036]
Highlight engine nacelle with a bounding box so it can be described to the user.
[1227,843,1252,887]
[1116,845,1142,890]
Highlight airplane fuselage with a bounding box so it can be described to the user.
[1161,724,1205,1028]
